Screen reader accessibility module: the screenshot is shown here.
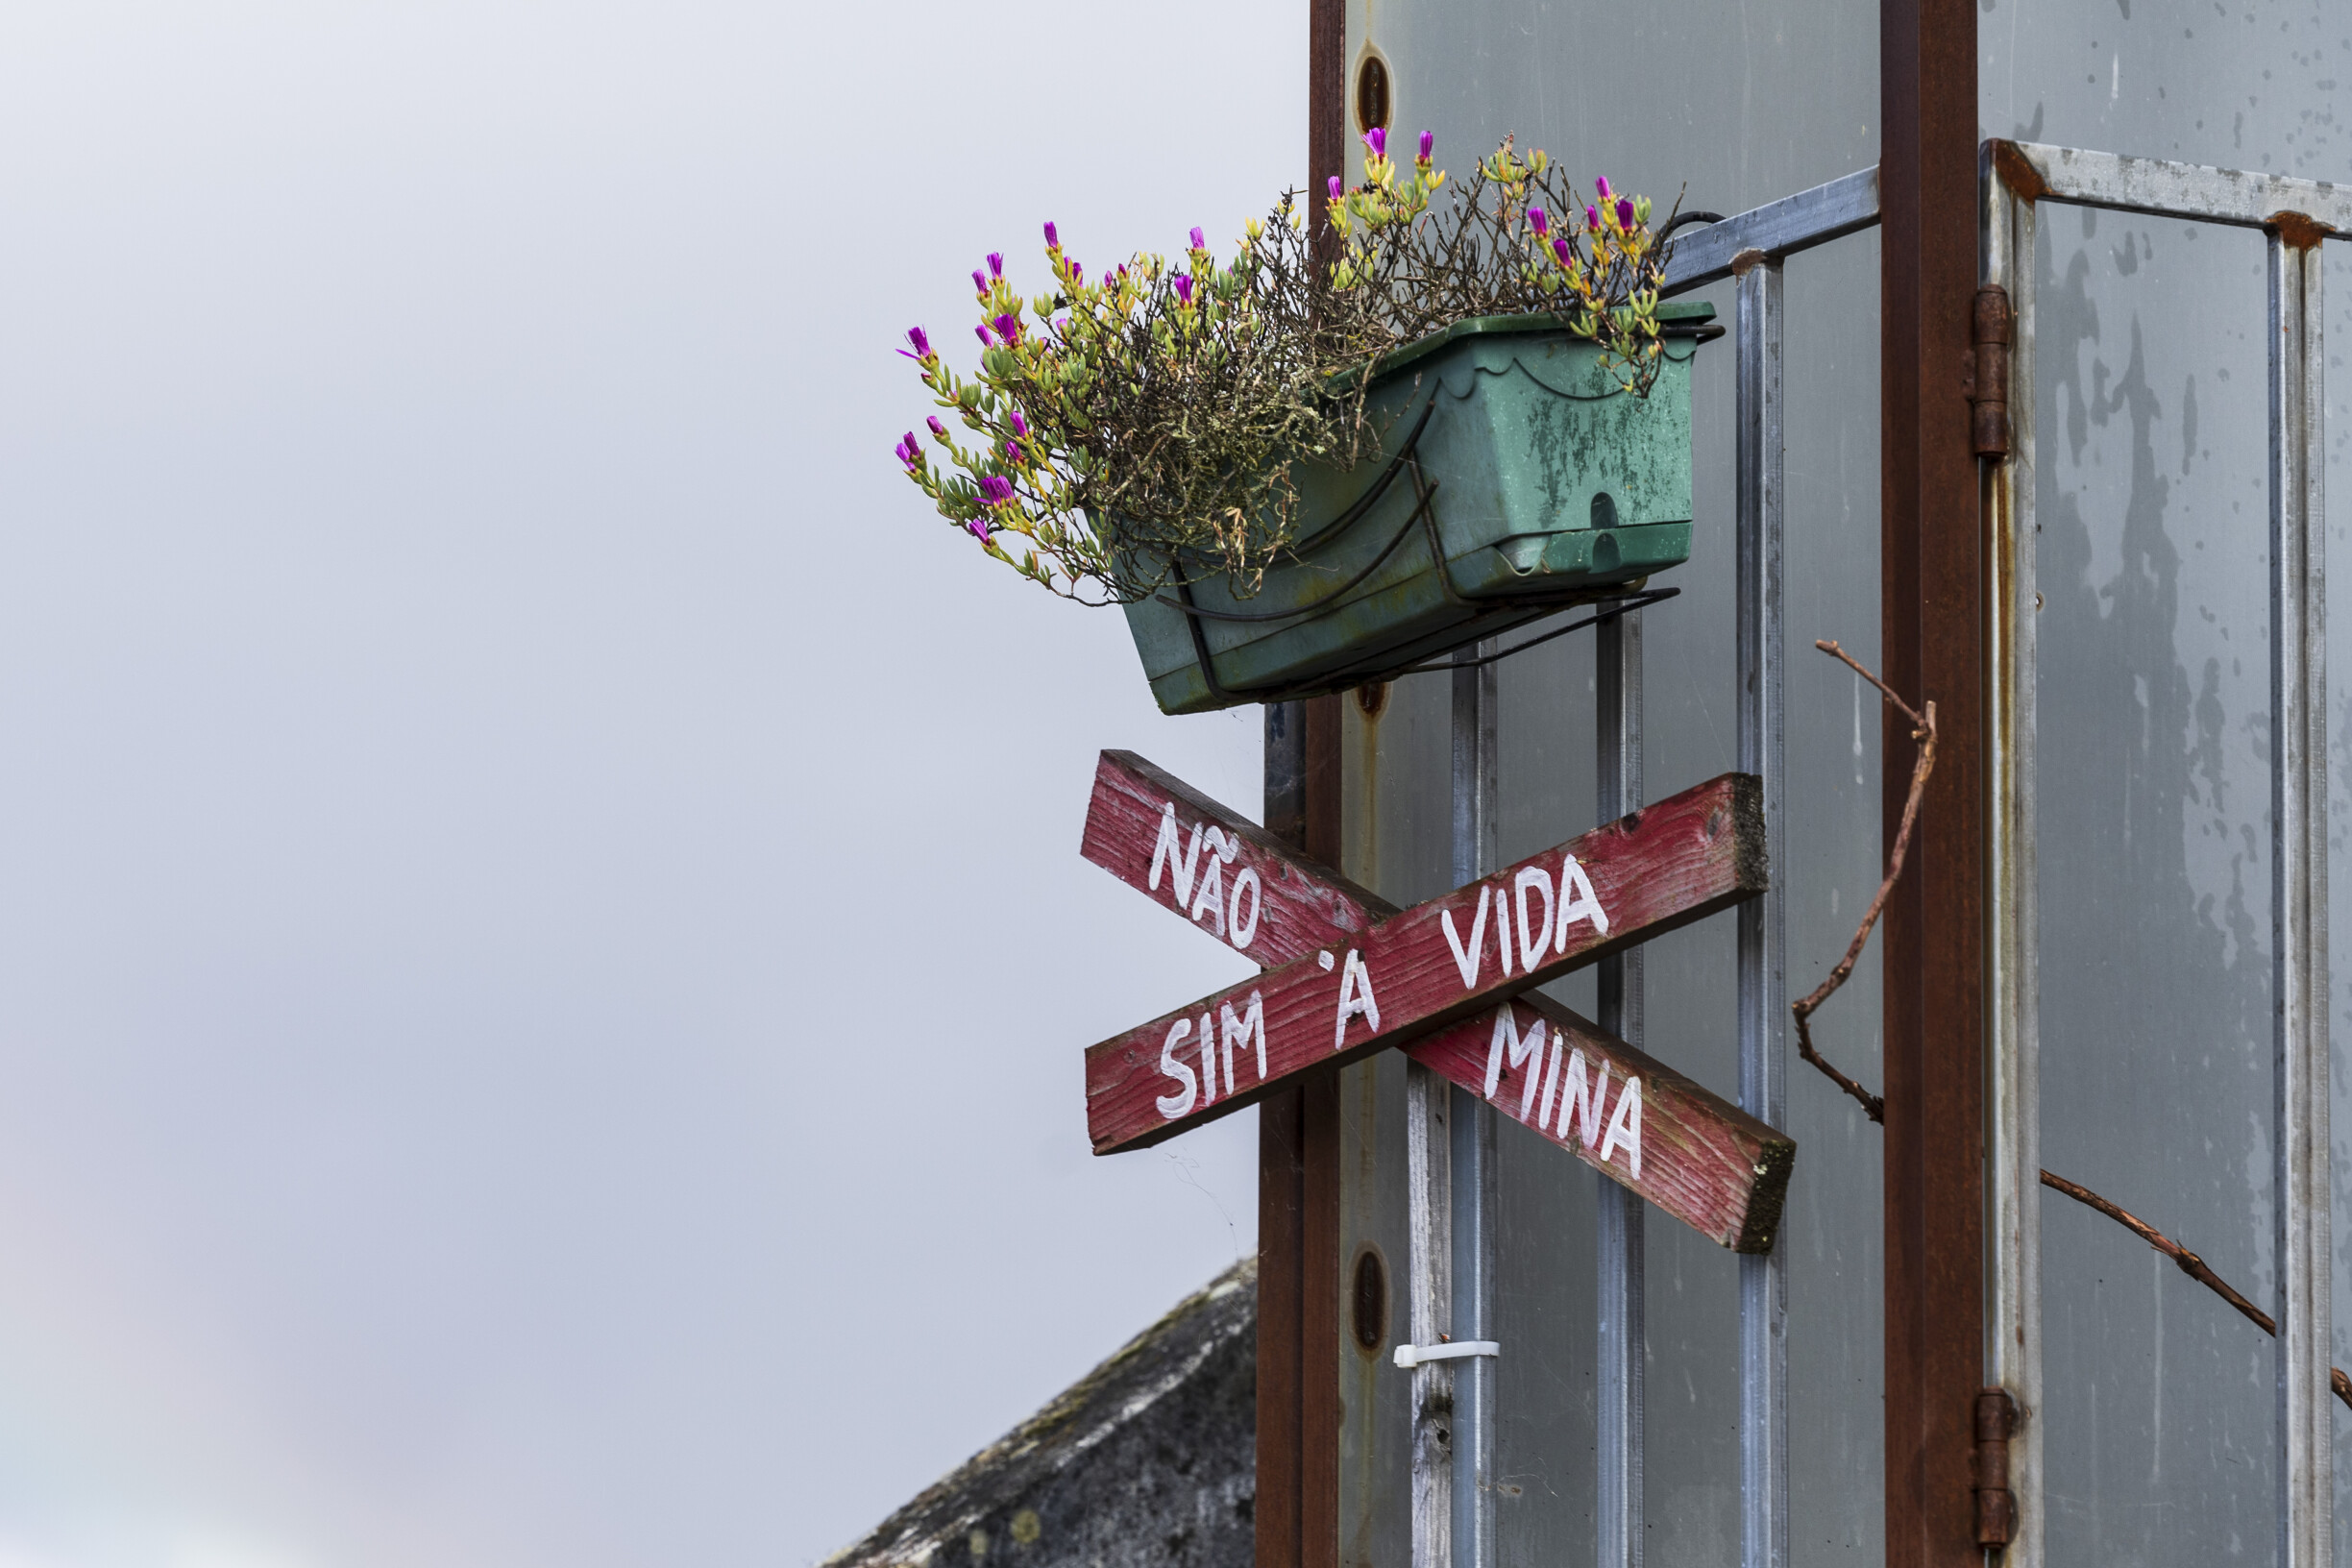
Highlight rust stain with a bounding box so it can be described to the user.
[1987,140,2047,204]
[2267,209,2330,251]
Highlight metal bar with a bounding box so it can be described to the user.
[1661,167,1880,297]
[1258,699,1311,1568]
[1449,644,1498,1568]
[1733,253,1787,1568]
[1405,1053,1452,1568]
[1992,140,2352,236]
[1981,152,2043,1568]
[1879,0,1988,1557]
[1595,611,1645,1568]
[1259,696,1345,1568]
[2267,229,2332,1568]
[1267,0,1343,1541]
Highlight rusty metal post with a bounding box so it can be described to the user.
[1879,0,1986,1560]
[1260,696,1341,1568]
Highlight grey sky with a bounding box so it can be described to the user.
[0,5,1299,1564]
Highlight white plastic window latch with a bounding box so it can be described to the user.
[1391,1339,1502,1369]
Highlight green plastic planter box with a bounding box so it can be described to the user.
[1120,303,1714,715]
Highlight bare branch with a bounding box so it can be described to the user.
[1815,637,1926,734]
[1789,641,1937,1123]
[2040,1167,2352,1413]
[1792,640,2352,1415]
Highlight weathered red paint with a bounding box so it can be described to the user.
[1083,750,1794,1252]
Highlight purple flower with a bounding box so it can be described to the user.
[988,253,1004,279]
[928,416,949,439]
[1068,260,1084,284]
[1552,236,1574,265]
[1173,273,1194,306]
[1418,130,1433,160]
[1362,126,1386,158]
[972,269,989,294]
[1005,440,1021,462]
[1616,196,1635,231]
[1528,207,1550,236]
[978,475,1016,506]
[1585,204,1601,232]
[975,325,993,346]
[966,516,993,543]
[1010,409,1030,438]
[898,325,933,360]
[1594,175,1611,200]
[894,431,921,471]
[1329,175,1343,200]
[992,312,1021,344]
[1043,221,1059,247]
[1189,226,1206,251]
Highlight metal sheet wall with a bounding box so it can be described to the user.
[1324,1,2340,1560]
[1331,0,1888,1560]
[1982,7,2347,1563]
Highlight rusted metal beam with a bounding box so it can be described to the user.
[1258,702,1309,1568]
[1880,0,1984,1563]
[1257,695,1341,1568]
[1260,0,1348,1554]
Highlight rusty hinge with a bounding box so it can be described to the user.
[1972,1385,2020,1547]
[1962,284,2014,458]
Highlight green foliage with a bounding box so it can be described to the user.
[893,133,1678,604]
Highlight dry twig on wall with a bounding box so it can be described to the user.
[1789,637,2352,1411]
[2041,1168,2352,1412]
[1787,639,1933,1124]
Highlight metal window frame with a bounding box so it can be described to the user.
[1982,137,2339,1568]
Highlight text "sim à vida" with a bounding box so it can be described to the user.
[1140,799,1643,1177]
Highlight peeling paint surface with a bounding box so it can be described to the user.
[1985,1,2352,1558]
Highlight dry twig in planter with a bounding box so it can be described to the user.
[1788,640,1935,1124]
[2040,1168,2352,1412]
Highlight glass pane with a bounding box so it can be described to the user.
[2032,208,2278,1563]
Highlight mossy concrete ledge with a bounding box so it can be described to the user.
[824,1260,1257,1568]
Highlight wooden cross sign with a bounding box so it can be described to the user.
[1081,750,1795,1254]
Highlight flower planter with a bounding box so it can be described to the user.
[1120,303,1714,715]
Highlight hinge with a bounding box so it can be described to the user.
[1972,1385,2020,1547]
[1964,284,2014,458]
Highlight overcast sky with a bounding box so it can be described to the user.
[0,6,1299,1565]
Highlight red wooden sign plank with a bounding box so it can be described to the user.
[1081,749,1794,1253]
